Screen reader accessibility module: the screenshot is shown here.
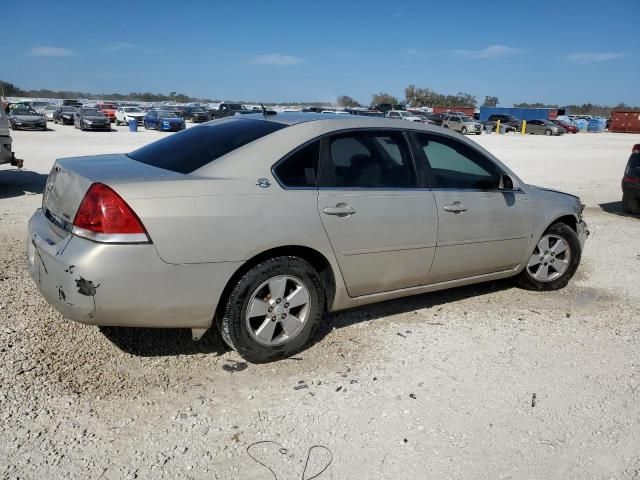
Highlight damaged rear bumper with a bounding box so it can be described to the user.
[26,209,241,329]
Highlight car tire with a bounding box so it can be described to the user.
[622,193,640,214]
[545,129,552,136]
[219,256,325,363]
[516,222,581,291]
[443,124,449,128]
[461,127,468,134]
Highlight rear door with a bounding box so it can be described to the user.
[317,129,438,297]
[411,132,530,283]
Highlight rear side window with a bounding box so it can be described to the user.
[274,141,320,188]
[320,131,417,188]
[127,119,286,174]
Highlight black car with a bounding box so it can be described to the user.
[622,144,640,214]
[210,103,252,119]
[187,107,211,123]
[485,114,522,132]
[53,106,78,125]
[74,108,111,131]
[426,113,447,126]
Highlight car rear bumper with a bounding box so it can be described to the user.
[27,209,241,328]
[622,181,640,197]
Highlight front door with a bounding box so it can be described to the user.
[317,130,438,297]
[412,132,531,283]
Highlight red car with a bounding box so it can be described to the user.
[96,103,117,123]
[552,119,578,134]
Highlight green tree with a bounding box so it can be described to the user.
[371,92,399,106]
[336,95,360,108]
[482,96,499,107]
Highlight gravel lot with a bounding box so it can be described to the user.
[1,124,640,479]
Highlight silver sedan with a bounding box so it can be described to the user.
[526,119,565,136]
[27,114,588,362]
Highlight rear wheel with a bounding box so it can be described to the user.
[516,222,581,291]
[545,129,552,136]
[461,126,468,134]
[219,256,324,363]
[622,193,640,214]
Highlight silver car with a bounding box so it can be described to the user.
[27,114,588,362]
[442,115,483,135]
[526,119,564,136]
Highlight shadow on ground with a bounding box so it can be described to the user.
[100,280,514,359]
[599,201,639,219]
[0,169,47,200]
[99,325,229,357]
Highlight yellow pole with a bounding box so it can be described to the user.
[496,119,501,134]
[522,120,527,135]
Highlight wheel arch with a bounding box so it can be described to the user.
[215,245,337,321]
[545,213,577,233]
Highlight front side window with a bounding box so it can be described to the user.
[321,131,417,188]
[414,133,501,190]
[274,141,320,188]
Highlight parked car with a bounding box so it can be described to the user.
[442,115,483,135]
[96,103,118,123]
[622,144,640,214]
[526,119,564,136]
[426,113,447,126]
[62,99,83,108]
[26,101,51,115]
[27,114,588,363]
[210,103,251,119]
[115,107,145,126]
[1,108,20,168]
[74,108,112,131]
[143,110,186,131]
[53,106,78,125]
[187,107,212,123]
[551,119,578,134]
[9,108,47,131]
[43,105,58,122]
[485,114,521,132]
[386,110,424,122]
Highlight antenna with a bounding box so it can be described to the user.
[260,103,267,115]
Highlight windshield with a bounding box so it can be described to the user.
[82,109,104,116]
[123,107,142,112]
[12,109,37,115]
[157,110,179,118]
[462,117,474,123]
[127,119,287,174]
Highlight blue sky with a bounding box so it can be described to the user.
[3,0,639,105]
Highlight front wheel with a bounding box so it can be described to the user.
[219,256,324,363]
[461,126,468,134]
[545,129,552,136]
[516,222,581,291]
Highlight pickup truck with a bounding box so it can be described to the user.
[1,107,22,168]
[209,103,253,119]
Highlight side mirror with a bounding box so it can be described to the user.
[499,174,515,190]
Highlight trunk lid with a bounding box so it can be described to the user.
[43,154,178,229]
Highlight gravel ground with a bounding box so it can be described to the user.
[1,124,640,479]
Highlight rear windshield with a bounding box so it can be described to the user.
[627,153,640,172]
[127,118,287,174]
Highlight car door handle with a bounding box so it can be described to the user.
[443,202,467,213]
[323,204,356,216]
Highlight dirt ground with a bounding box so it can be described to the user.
[1,124,639,479]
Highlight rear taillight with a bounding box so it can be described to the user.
[623,176,640,184]
[633,144,640,154]
[72,183,150,243]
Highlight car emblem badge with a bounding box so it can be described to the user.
[256,178,271,188]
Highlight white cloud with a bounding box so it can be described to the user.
[566,52,625,64]
[28,46,74,57]
[251,53,303,66]
[103,42,133,53]
[454,45,521,59]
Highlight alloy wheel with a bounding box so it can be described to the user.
[526,234,571,282]
[245,275,310,346]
